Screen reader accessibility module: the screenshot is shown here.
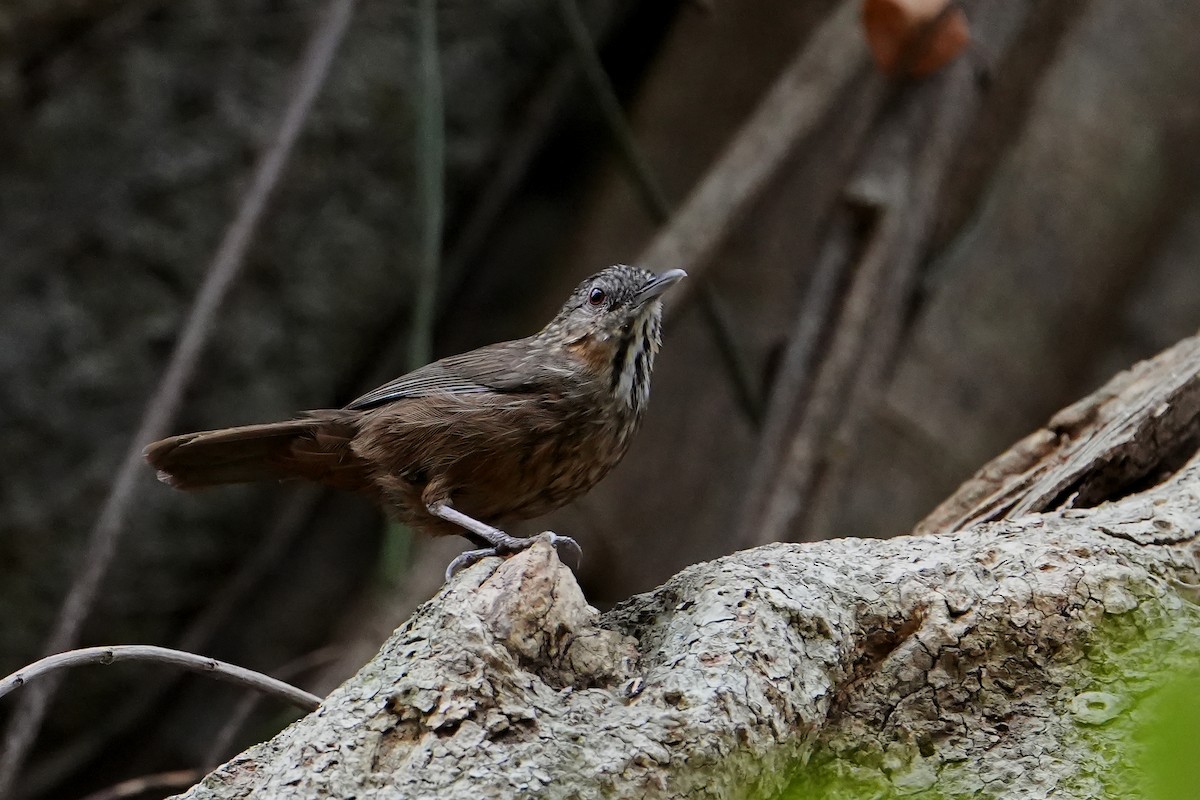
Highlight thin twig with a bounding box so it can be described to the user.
[0,646,322,712]
[0,1,356,792]
[555,0,764,423]
[553,0,671,217]
[18,490,326,800]
[408,0,444,370]
[800,35,1060,542]
[746,203,902,546]
[76,769,204,800]
[734,210,865,548]
[749,3,1033,546]
[383,0,445,589]
[635,0,869,316]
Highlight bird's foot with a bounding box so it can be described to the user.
[444,531,583,581]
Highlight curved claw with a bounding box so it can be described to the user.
[444,547,497,581]
[543,532,582,571]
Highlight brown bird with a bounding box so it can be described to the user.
[145,266,685,579]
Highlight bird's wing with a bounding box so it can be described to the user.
[345,339,577,410]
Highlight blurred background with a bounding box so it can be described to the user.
[1,0,1198,796]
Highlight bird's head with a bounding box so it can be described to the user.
[542,265,687,409]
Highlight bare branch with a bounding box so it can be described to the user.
[554,0,671,218]
[0,646,322,712]
[16,490,326,800]
[0,0,356,791]
[741,3,1037,546]
[734,211,861,549]
[637,0,871,315]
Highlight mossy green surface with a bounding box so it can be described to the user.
[771,597,1200,800]
[1080,606,1200,800]
[776,751,952,800]
[1135,670,1200,800]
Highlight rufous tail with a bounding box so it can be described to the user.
[144,412,367,491]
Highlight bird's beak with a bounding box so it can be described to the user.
[634,269,687,306]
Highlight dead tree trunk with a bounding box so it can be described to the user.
[176,334,1200,799]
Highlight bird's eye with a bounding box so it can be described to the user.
[588,287,607,306]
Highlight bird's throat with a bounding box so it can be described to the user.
[608,313,661,412]
[562,308,664,412]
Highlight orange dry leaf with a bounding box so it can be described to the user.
[861,0,971,77]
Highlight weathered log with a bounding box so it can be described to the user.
[176,335,1200,798]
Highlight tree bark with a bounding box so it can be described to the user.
[176,335,1200,798]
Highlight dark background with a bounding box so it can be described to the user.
[1,0,1198,796]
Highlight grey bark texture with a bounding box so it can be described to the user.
[174,338,1200,798]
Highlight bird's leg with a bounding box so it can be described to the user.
[427,500,582,580]
[431,502,530,551]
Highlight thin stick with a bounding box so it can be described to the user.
[408,0,444,370]
[750,3,1034,545]
[747,204,902,546]
[0,0,356,792]
[554,0,671,217]
[0,646,321,712]
[16,491,326,799]
[734,211,863,548]
[636,0,869,316]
